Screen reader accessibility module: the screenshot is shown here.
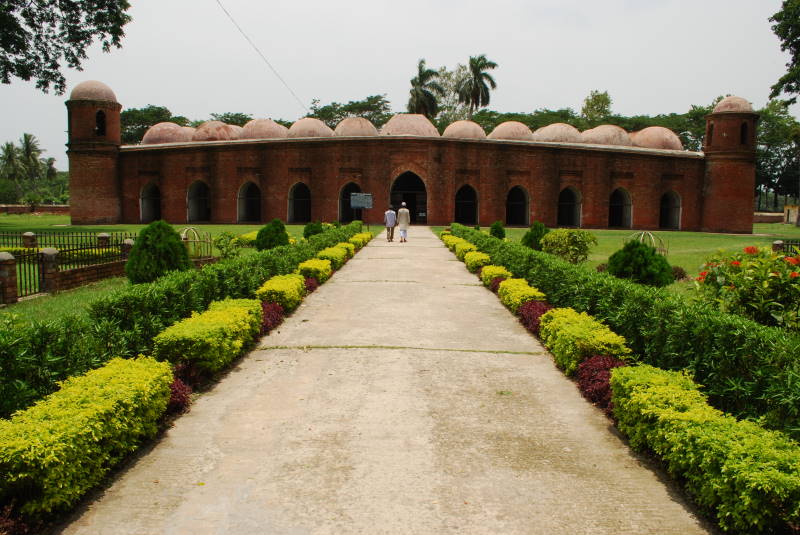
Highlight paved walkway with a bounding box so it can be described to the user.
[60,227,711,534]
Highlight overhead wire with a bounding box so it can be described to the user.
[214,0,308,113]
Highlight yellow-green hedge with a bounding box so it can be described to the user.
[238,230,258,247]
[296,258,332,283]
[479,265,513,286]
[317,246,348,270]
[336,241,356,259]
[497,278,546,314]
[442,234,466,251]
[464,251,491,273]
[348,232,373,249]
[539,307,631,375]
[152,298,262,372]
[255,274,306,311]
[455,241,477,261]
[0,357,172,516]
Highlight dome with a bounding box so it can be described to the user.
[288,117,334,138]
[69,80,117,102]
[228,125,244,139]
[192,121,240,141]
[142,122,183,144]
[442,120,486,139]
[532,123,582,143]
[631,126,683,150]
[334,117,379,136]
[380,114,439,137]
[713,96,754,113]
[487,121,534,141]
[242,118,289,139]
[177,126,196,142]
[580,124,632,146]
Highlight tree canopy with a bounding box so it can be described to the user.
[209,112,253,127]
[581,90,612,127]
[120,105,190,145]
[407,59,445,119]
[770,0,800,104]
[308,95,392,129]
[0,0,131,94]
[457,54,498,119]
[0,134,66,203]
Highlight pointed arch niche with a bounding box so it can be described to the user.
[608,188,632,228]
[288,182,311,223]
[237,182,261,222]
[339,182,362,223]
[454,184,477,225]
[557,187,581,227]
[659,191,681,230]
[506,186,529,226]
[140,182,161,223]
[187,181,211,222]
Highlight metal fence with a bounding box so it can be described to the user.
[777,239,800,254]
[15,249,43,298]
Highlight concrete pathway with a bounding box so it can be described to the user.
[60,227,711,534]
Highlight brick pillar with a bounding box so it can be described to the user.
[0,252,18,304]
[121,238,134,258]
[97,233,111,247]
[22,232,37,248]
[773,240,785,253]
[39,248,60,293]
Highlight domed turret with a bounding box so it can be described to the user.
[713,96,754,114]
[630,126,683,150]
[580,125,632,146]
[242,118,289,139]
[532,123,582,143]
[142,122,184,144]
[178,126,196,141]
[192,121,240,141]
[288,117,334,138]
[380,114,439,136]
[69,80,118,102]
[228,125,244,138]
[334,117,379,136]
[442,120,486,139]
[487,121,534,141]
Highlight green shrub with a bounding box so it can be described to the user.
[497,278,545,315]
[538,308,631,375]
[0,357,172,516]
[317,246,347,270]
[540,228,597,264]
[296,258,332,283]
[255,219,290,251]
[336,241,355,259]
[479,265,512,286]
[238,230,258,247]
[611,365,800,533]
[464,251,491,273]
[489,221,505,239]
[606,240,673,287]
[521,221,549,251]
[124,220,191,284]
[212,231,242,260]
[454,241,477,261]
[441,234,466,251]
[348,232,373,249]
[152,299,262,373]
[255,274,306,312]
[303,221,324,239]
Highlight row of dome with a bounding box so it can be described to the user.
[142,115,687,151]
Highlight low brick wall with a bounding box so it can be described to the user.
[56,260,127,292]
[754,212,784,223]
[0,204,70,215]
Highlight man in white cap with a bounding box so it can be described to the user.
[396,201,411,242]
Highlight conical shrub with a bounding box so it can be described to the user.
[125,220,191,283]
[255,219,289,251]
[607,240,673,287]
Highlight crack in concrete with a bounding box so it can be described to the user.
[257,344,544,356]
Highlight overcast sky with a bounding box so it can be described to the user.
[0,0,795,169]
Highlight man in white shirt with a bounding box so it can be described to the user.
[383,205,397,242]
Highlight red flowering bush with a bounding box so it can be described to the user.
[167,377,192,414]
[304,277,320,294]
[261,302,285,335]
[518,300,553,335]
[695,245,800,330]
[173,361,204,388]
[489,276,506,293]
[576,355,626,416]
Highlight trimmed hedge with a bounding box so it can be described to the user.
[296,258,332,283]
[152,299,262,373]
[455,241,477,261]
[611,365,800,533]
[539,307,631,375]
[464,251,490,273]
[497,278,545,315]
[255,274,306,312]
[449,223,800,439]
[348,232,373,249]
[317,246,348,270]
[0,357,172,516]
[0,222,364,419]
[336,241,355,259]
[479,265,512,287]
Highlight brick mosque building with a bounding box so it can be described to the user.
[66,80,758,233]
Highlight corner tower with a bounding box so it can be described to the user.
[66,80,122,224]
[701,96,759,233]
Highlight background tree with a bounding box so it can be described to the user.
[457,54,498,119]
[434,64,470,128]
[209,112,253,127]
[770,0,800,104]
[120,105,190,144]
[308,95,393,129]
[407,59,445,119]
[0,134,67,203]
[581,90,613,127]
[755,99,800,209]
[0,0,132,94]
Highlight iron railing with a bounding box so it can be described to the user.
[14,250,43,298]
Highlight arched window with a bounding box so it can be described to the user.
[608,188,632,228]
[454,185,478,225]
[557,188,581,227]
[95,110,106,136]
[339,182,362,223]
[707,122,714,146]
[740,122,748,145]
[140,183,161,223]
[506,186,529,226]
[659,191,681,230]
[288,182,311,223]
[187,181,211,222]
[237,182,261,222]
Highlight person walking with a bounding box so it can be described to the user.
[397,201,411,243]
[384,205,397,242]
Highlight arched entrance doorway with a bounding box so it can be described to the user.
[454,185,477,225]
[289,182,311,223]
[237,182,261,222]
[391,172,427,224]
[609,188,632,228]
[506,186,529,226]
[339,182,362,223]
[659,191,681,229]
[187,181,211,222]
[140,182,161,223]
[557,187,581,227]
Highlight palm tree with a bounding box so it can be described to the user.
[407,59,445,119]
[457,54,498,119]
